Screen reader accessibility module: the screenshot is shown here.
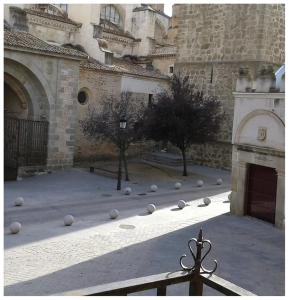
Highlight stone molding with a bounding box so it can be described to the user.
[102,31,136,45]
[27,14,79,33]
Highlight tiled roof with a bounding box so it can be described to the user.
[4,29,88,59]
[25,8,81,26]
[81,57,168,80]
[151,46,177,57]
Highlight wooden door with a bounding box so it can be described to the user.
[246,164,277,224]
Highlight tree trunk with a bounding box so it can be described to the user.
[181,148,188,176]
[117,145,122,190]
[122,150,129,181]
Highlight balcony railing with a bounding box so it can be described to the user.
[57,229,256,296]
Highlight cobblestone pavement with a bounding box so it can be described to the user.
[4,167,284,296]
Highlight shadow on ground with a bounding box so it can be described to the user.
[5,186,230,249]
[5,214,284,296]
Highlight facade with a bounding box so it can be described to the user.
[174,4,285,169]
[4,3,172,176]
[230,66,285,229]
[3,3,285,178]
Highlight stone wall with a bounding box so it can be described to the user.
[4,50,81,169]
[175,4,285,169]
[75,68,122,162]
[152,56,175,76]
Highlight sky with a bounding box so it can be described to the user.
[164,3,172,16]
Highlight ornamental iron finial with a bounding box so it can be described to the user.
[180,228,217,275]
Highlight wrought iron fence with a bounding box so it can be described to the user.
[4,117,49,168]
[57,230,256,296]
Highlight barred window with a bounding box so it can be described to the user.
[100,5,123,27]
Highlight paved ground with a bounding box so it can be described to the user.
[4,162,285,296]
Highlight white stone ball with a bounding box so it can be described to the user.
[203,197,211,206]
[216,178,223,185]
[178,200,186,209]
[64,215,74,226]
[109,209,119,219]
[228,192,232,201]
[9,222,21,234]
[150,184,158,192]
[124,187,132,195]
[14,197,24,206]
[175,182,182,189]
[146,204,156,214]
[197,180,204,187]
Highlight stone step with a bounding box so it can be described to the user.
[143,152,193,166]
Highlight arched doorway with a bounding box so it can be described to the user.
[4,59,50,180]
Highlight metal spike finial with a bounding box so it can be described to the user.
[180,229,217,275]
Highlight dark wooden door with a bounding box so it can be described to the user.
[246,164,277,224]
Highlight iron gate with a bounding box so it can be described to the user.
[4,117,49,179]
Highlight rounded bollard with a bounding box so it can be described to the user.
[216,178,223,185]
[9,222,21,234]
[124,187,132,195]
[175,182,182,190]
[14,197,24,207]
[109,209,119,219]
[178,200,186,209]
[150,184,158,192]
[64,215,74,226]
[228,192,232,201]
[197,180,204,187]
[146,204,156,214]
[203,197,211,206]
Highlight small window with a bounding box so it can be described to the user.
[78,90,88,105]
[148,94,153,106]
[169,65,174,74]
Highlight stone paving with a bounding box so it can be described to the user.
[4,164,285,296]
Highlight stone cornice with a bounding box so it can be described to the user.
[236,144,284,158]
[102,31,137,45]
[27,14,80,33]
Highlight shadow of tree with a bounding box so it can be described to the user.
[4,214,284,296]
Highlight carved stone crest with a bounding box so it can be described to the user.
[257,127,267,141]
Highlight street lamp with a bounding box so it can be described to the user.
[117,118,127,190]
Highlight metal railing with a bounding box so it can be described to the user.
[57,230,256,296]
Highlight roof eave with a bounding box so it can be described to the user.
[4,45,88,61]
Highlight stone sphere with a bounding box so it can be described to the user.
[197,180,204,187]
[216,178,223,185]
[178,200,186,209]
[124,187,132,195]
[228,192,232,201]
[14,197,24,206]
[175,182,182,189]
[146,204,156,214]
[109,209,119,219]
[64,215,74,226]
[150,184,158,192]
[9,222,21,234]
[203,197,211,206]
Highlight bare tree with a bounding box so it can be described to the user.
[139,74,223,176]
[80,91,145,181]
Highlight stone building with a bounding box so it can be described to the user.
[174,4,285,169]
[230,66,285,229]
[4,3,172,178]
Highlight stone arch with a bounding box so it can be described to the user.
[235,109,285,150]
[4,57,50,121]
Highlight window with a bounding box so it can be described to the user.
[100,5,123,27]
[78,90,88,105]
[169,65,174,74]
